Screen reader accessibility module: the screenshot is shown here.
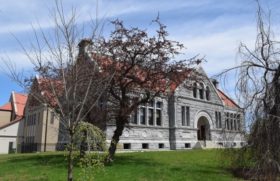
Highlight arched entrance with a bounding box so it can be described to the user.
[197,116,211,140]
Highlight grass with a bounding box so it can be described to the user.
[0,149,243,181]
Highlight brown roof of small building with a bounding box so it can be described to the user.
[0,102,12,111]
[13,92,28,116]
[217,89,240,109]
[0,92,27,130]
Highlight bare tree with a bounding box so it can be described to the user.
[3,1,112,181]
[94,18,200,162]
[218,4,280,180]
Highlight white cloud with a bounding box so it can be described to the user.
[174,25,257,75]
[0,0,215,35]
[0,52,33,72]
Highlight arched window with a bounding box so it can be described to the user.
[193,83,197,98]
[206,86,210,100]
[199,83,204,99]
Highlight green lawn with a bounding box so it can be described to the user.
[0,150,242,181]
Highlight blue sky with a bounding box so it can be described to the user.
[0,0,280,105]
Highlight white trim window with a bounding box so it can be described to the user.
[225,112,241,131]
[193,83,197,98]
[140,106,146,125]
[206,86,210,101]
[156,101,162,126]
[148,101,154,126]
[181,106,190,126]
[215,111,222,128]
[199,83,204,99]
[130,100,163,126]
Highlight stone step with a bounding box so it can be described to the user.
[193,141,220,149]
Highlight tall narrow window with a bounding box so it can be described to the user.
[148,108,154,125]
[225,112,230,130]
[225,118,228,129]
[182,106,185,125]
[206,86,210,100]
[50,112,55,124]
[182,106,190,126]
[230,113,233,130]
[130,109,138,124]
[234,119,237,130]
[237,114,241,131]
[156,110,161,126]
[226,119,229,130]
[199,83,204,99]
[148,100,154,125]
[140,107,146,125]
[215,111,222,128]
[218,112,222,128]
[156,101,162,126]
[193,83,197,98]
[215,112,218,128]
[186,107,190,126]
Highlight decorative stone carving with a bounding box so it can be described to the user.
[123,130,129,137]
[142,130,148,138]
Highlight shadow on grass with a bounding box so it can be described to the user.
[1,150,236,181]
[109,154,159,167]
[8,153,67,168]
[104,153,231,179]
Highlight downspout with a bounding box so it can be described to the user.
[44,105,49,152]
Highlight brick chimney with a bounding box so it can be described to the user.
[211,79,219,88]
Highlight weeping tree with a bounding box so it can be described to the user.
[73,122,107,181]
[3,1,112,180]
[220,5,280,180]
[94,18,201,162]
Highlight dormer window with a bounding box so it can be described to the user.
[206,86,210,101]
[199,83,204,99]
[193,83,197,98]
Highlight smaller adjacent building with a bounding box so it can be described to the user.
[0,92,27,154]
[19,77,65,153]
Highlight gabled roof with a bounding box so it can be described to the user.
[0,92,27,130]
[92,53,192,94]
[0,92,28,115]
[35,77,62,107]
[12,92,28,116]
[0,102,12,111]
[217,89,240,109]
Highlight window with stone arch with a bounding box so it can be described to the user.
[206,86,210,100]
[199,83,204,99]
[193,83,197,98]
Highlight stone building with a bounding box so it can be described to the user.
[19,66,245,152]
[106,67,245,150]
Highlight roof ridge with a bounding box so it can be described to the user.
[217,89,240,109]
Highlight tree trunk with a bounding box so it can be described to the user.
[67,135,74,181]
[106,117,125,163]
[80,129,87,158]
